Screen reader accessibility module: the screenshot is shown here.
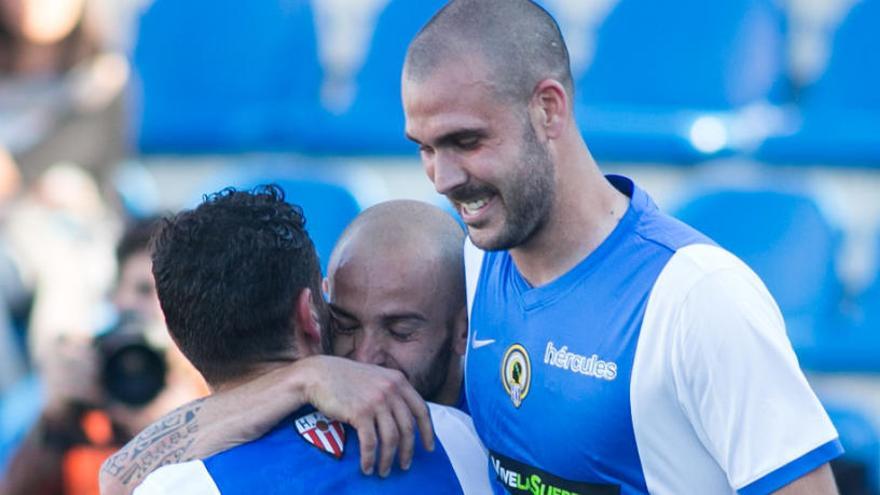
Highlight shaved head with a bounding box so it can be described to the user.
[326,200,468,404]
[328,200,465,308]
[404,0,573,104]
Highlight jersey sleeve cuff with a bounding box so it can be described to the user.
[737,438,844,495]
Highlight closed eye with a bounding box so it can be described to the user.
[454,133,481,150]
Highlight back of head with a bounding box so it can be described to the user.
[151,185,321,386]
[405,0,573,103]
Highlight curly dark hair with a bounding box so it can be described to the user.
[151,185,322,385]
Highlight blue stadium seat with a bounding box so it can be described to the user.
[131,0,448,155]
[192,170,362,273]
[757,1,880,166]
[568,0,787,163]
[821,235,880,372]
[131,0,323,153]
[0,375,44,476]
[299,0,447,155]
[673,187,843,367]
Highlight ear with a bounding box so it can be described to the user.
[529,78,569,141]
[293,288,323,356]
[452,306,468,356]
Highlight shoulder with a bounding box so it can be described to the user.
[642,243,787,366]
[634,206,714,255]
[133,460,220,495]
[649,243,773,314]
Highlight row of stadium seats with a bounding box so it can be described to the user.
[129,0,880,166]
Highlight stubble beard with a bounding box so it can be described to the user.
[408,331,454,403]
[470,122,556,252]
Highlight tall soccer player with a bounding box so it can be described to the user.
[401,1,841,493]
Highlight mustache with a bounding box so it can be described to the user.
[446,182,498,204]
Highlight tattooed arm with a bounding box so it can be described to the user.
[99,398,205,493]
[100,355,433,495]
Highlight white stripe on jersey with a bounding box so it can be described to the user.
[428,403,492,495]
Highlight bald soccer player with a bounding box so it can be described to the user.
[100,198,475,495]
[326,200,468,410]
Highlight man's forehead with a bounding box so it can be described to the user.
[403,81,506,146]
[403,56,498,109]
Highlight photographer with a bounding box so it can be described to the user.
[0,217,206,495]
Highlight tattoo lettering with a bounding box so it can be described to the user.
[101,398,205,486]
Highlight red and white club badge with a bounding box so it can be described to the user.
[294,411,346,459]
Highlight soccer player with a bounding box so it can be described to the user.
[326,200,468,411]
[104,189,486,494]
[401,0,841,493]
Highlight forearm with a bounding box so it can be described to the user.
[99,364,312,495]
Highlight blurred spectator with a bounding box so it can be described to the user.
[0,237,27,394]
[0,149,27,393]
[0,0,128,185]
[4,163,118,362]
[0,216,205,495]
[0,0,97,75]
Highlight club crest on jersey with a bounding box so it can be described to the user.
[294,411,346,459]
[501,344,531,408]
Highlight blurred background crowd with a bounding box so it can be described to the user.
[0,0,877,493]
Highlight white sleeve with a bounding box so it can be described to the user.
[133,460,221,495]
[428,403,492,495]
[671,255,840,491]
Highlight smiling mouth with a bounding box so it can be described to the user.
[456,193,497,225]
[460,196,489,216]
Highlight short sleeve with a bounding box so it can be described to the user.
[673,265,842,494]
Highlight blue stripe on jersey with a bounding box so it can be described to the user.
[466,176,709,494]
[738,439,845,495]
[204,407,464,494]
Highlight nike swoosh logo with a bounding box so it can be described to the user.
[472,337,496,349]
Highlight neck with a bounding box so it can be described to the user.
[510,141,629,287]
[209,358,297,393]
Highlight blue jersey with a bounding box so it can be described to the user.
[464,176,842,494]
[134,403,490,494]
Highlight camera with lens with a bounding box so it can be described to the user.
[94,312,167,407]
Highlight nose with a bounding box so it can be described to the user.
[352,329,386,366]
[425,151,468,196]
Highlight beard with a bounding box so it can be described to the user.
[455,121,556,251]
[406,331,454,403]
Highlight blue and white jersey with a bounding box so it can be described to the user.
[134,403,490,494]
[464,175,842,495]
